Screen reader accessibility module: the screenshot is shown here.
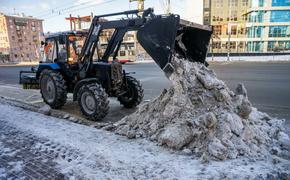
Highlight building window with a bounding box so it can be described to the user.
[242,0,248,6]
[212,42,221,49]
[268,41,290,52]
[229,0,238,7]
[269,26,290,37]
[247,26,263,38]
[32,36,37,42]
[204,11,210,24]
[272,0,290,6]
[230,10,238,21]
[213,25,222,35]
[230,42,236,49]
[231,25,237,35]
[252,0,264,7]
[247,41,263,52]
[204,0,210,8]
[270,10,290,22]
[119,51,126,56]
[215,0,223,8]
[248,11,264,23]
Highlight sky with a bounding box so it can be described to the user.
[0,0,203,32]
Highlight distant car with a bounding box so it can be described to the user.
[109,59,131,64]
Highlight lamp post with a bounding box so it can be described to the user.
[227,23,231,61]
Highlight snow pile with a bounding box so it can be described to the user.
[114,57,288,161]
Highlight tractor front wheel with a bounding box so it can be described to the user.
[40,69,67,109]
[78,83,109,121]
[118,76,144,108]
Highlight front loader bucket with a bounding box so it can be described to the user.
[137,15,212,77]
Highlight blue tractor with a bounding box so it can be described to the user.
[20,8,212,121]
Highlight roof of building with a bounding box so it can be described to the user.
[0,12,43,21]
[45,30,89,38]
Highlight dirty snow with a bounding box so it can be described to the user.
[0,102,289,179]
[114,57,290,162]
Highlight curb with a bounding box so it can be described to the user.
[0,96,112,129]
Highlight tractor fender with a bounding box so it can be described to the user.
[36,63,61,79]
[73,78,98,101]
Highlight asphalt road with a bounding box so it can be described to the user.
[0,62,289,123]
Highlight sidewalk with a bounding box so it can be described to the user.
[0,102,288,179]
[0,62,39,67]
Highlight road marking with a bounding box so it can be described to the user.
[254,103,290,110]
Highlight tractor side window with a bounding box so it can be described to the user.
[44,40,56,63]
[68,41,77,63]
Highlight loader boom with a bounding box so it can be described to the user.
[77,8,212,77]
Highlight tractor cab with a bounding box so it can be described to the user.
[41,31,87,66]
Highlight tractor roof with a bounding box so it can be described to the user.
[45,30,88,39]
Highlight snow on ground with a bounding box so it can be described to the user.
[0,102,289,179]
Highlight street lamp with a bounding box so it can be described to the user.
[227,23,231,61]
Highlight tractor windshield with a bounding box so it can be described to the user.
[68,35,86,64]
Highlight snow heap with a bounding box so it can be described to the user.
[114,57,288,161]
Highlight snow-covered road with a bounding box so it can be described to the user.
[0,102,289,179]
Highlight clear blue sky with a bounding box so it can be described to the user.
[0,0,198,32]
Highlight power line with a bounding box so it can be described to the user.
[41,0,118,20]
[36,0,98,18]
[32,0,75,18]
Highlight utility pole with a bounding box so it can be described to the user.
[227,2,232,62]
[165,0,171,14]
[160,0,171,14]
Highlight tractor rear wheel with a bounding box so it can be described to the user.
[118,76,144,108]
[40,69,67,109]
[78,83,109,121]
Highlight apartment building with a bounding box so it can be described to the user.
[246,0,290,52]
[0,13,43,63]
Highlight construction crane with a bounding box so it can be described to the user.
[129,0,145,11]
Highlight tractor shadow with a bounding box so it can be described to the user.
[61,97,138,123]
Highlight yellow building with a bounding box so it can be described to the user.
[204,0,250,53]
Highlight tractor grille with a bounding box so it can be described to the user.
[111,63,123,84]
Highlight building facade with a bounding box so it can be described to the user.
[0,13,43,63]
[246,0,290,52]
[204,0,250,53]
[203,0,290,53]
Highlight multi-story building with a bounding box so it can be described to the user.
[0,13,43,63]
[204,0,251,54]
[204,0,290,54]
[246,0,290,52]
